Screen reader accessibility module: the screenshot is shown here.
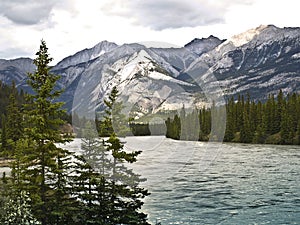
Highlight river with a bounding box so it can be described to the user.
[123,136,300,224]
[16,136,300,224]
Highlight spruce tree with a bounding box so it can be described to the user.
[71,154,112,225]
[274,89,284,133]
[71,120,113,224]
[280,108,290,144]
[240,112,252,143]
[81,120,106,170]
[0,114,8,157]
[20,40,74,224]
[173,114,181,140]
[98,86,150,224]
[224,97,235,142]
[0,191,41,225]
[6,93,23,156]
[165,117,172,138]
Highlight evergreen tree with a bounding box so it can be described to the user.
[97,86,150,224]
[274,89,284,133]
[253,124,266,144]
[19,40,74,224]
[6,93,23,156]
[81,120,106,170]
[265,94,276,135]
[240,95,254,143]
[249,100,257,135]
[71,120,112,224]
[0,191,41,225]
[173,114,181,140]
[71,155,112,225]
[256,101,264,130]
[224,97,235,142]
[165,115,181,140]
[236,94,244,131]
[287,93,298,134]
[280,108,291,144]
[199,107,211,141]
[180,105,188,140]
[98,86,118,137]
[0,114,8,157]
[165,117,172,138]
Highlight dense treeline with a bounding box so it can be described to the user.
[0,41,150,225]
[0,81,26,128]
[166,91,300,145]
[225,91,300,144]
[129,123,166,136]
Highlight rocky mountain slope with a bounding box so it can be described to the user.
[1,25,299,118]
[185,25,300,100]
[184,35,225,56]
[0,57,35,86]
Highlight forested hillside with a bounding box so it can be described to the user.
[0,81,26,126]
[165,91,300,145]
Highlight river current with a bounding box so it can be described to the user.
[124,136,300,225]
[61,136,300,224]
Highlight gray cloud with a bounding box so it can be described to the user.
[103,0,254,30]
[0,47,32,59]
[0,0,59,25]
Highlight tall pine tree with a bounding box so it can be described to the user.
[98,86,150,224]
[20,40,74,224]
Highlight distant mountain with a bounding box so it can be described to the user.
[55,40,118,70]
[0,58,34,86]
[57,43,201,117]
[185,25,300,100]
[0,25,300,118]
[184,35,225,56]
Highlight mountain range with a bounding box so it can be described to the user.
[1,25,300,119]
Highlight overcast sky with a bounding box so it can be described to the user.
[0,0,299,64]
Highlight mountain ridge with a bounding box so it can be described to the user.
[0,24,299,116]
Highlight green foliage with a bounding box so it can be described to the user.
[100,86,150,224]
[1,114,8,156]
[0,81,26,120]
[165,114,181,140]
[14,40,75,224]
[0,41,150,225]
[97,86,130,137]
[0,191,41,225]
[0,82,25,156]
[130,123,151,136]
[165,91,300,145]
[5,93,23,157]
[71,87,150,224]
